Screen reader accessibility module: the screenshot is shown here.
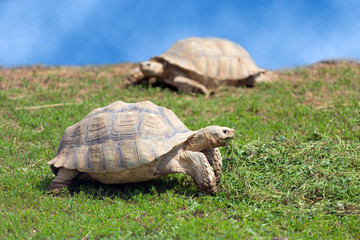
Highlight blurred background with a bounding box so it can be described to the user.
[0,0,359,69]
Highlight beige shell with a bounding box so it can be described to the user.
[48,101,195,173]
[153,37,263,81]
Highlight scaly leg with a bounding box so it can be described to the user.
[48,168,79,193]
[173,76,209,95]
[202,148,222,182]
[178,151,217,194]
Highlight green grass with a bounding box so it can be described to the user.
[1,64,360,239]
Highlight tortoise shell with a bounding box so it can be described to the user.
[153,37,263,81]
[48,101,195,173]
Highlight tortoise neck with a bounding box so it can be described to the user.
[183,129,212,152]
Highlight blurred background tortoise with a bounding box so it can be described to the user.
[48,101,234,194]
[125,37,276,95]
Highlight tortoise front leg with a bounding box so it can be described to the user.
[172,76,209,95]
[178,151,217,194]
[48,168,79,193]
[202,148,222,182]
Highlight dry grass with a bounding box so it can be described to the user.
[0,63,135,91]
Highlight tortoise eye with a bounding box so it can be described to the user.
[223,130,228,134]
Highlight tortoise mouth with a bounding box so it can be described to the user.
[221,138,233,146]
[124,67,145,86]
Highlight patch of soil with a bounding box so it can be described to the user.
[0,63,135,90]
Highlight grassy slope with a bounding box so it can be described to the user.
[0,61,359,239]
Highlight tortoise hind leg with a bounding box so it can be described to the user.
[48,168,79,194]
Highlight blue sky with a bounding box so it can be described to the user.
[0,0,359,69]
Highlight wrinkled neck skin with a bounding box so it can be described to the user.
[183,129,215,152]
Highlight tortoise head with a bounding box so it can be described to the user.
[124,66,145,86]
[203,126,234,148]
[140,61,164,77]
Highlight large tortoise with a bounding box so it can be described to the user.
[125,37,274,95]
[48,101,234,194]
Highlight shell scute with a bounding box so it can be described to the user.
[75,145,88,172]
[89,144,105,172]
[51,152,66,169]
[140,111,174,139]
[118,139,138,169]
[86,112,111,143]
[63,149,77,169]
[101,141,123,172]
[59,118,88,149]
[230,58,241,77]
[112,110,139,138]
[218,56,231,79]
[135,137,154,165]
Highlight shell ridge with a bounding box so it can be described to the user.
[137,111,144,137]
[133,140,140,166]
[190,39,202,68]
[215,56,220,79]
[100,143,107,171]
[228,56,233,79]
[72,146,80,169]
[83,115,91,146]
[86,135,111,146]
[113,108,128,114]
[159,107,176,134]
[86,146,91,171]
[57,132,184,149]
[111,134,137,141]
[111,109,128,136]
[128,103,135,111]
[214,40,223,78]
[109,112,115,140]
[161,108,190,134]
[112,133,178,142]
[190,40,205,71]
[116,141,126,169]
[113,107,161,115]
